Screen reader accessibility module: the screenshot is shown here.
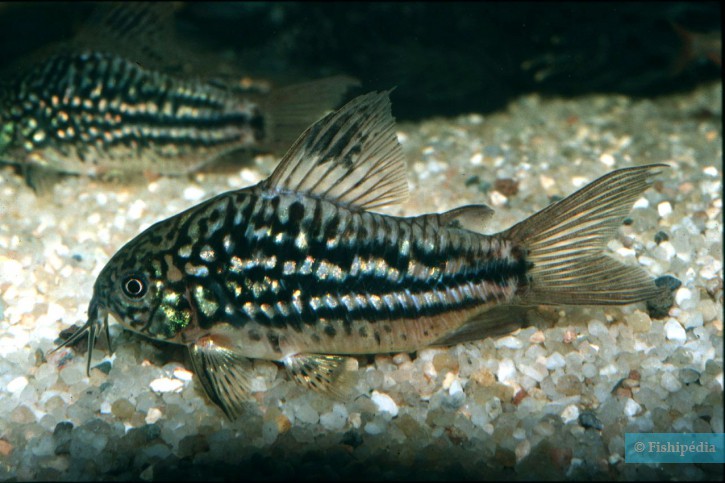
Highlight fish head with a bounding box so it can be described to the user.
[91,228,196,344]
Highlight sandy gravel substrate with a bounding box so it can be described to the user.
[0,81,722,480]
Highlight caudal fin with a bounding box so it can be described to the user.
[505,164,668,306]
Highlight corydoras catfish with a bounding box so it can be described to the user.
[56,91,668,418]
[0,3,356,191]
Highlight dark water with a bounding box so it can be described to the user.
[0,2,720,120]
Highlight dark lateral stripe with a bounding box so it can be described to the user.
[14,52,263,151]
[165,192,529,331]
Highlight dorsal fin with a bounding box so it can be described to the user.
[262,91,410,210]
[438,204,494,233]
[414,204,495,233]
[71,2,184,70]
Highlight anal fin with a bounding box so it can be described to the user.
[22,163,64,195]
[283,354,357,398]
[188,335,254,420]
[431,305,530,346]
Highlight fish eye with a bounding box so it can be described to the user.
[122,275,148,298]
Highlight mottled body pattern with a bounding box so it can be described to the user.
[0,51,353,185]
[101,187,523,356]
[0,51,263,177]
[58,92,667,418]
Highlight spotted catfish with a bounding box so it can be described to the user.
[0,3,356,191]
[56,91,667,418]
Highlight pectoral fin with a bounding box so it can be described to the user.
[283,354,357,398]
[188,335,254,420]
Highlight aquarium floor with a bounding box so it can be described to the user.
[0,82,722,480]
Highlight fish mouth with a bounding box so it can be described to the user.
[52,298,111,375]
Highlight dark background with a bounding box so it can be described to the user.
[0,2,720,120]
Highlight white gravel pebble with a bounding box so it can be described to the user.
[657,201,673,217]
[6,376,28,395]
[624,398,642,418]
[664,318,687,342]
[371,390,399,417]
[675,287,693,306]
[449,378,463,396]
[561,404,580,424]
[182,185,206,201]
[494,335,524,350]
[364,421,384,435]
[497,359,517,382]
[661,372,683,392]
[145,407,163,424]
[149,377,184,393]
[545,352,566,370]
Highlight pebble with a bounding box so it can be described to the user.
[182,185,205,201]
[664,319,687,342]
[371,391,399,417]
[624,311,651,333]
[587,319,609,339]
[145,408,163,424]
[0,439,12,457]
[561,404,579,424]
[623,398,642,418]
[497,359,517,382]
[59,365,85,386]
[515,439,531,463]
[578,411,603,430]
[448,379,463,397]
[0,257,23,283]
[661,372,682,392]
[679,368,700,384]
[495,335,524,350]
[582,363,598,379]
[294,401,319,424]
[364,421,385,435]
[6,376,28,395]
[545,352,566,370]
[172,368,194,382]
[674,287,692,306]
[149,377,184,393]
[432,353,459,373]
[657,201,673,217]
[319,404,348,431]
[111,398,135,419]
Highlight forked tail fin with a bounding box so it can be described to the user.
[504,164,668,306]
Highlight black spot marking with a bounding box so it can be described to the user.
[324,213,341,242]
[374,331,381,345]
[248,330,261,342]
[383,324,392,333]
[267,332,281,353]
[324,325,337,337]
[358,327,368,338]
[311,333,321,344]
[288,202,305,224]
